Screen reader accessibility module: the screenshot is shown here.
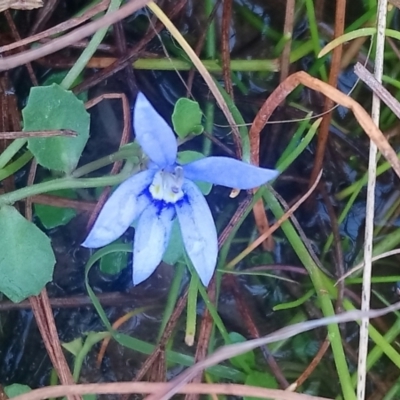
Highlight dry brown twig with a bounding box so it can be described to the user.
[0,0,42,12]
[9,381,334,400]
[1,129,76,139]
[144,302,400,400]
[0,0,150,71]
[249,71,400,180]
[0,0,110,53]
[10,304,400,400]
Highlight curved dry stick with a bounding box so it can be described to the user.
[11,381,332,400]
[0,0,150,71]
[144,302,400,400]
[249,71,400,180]
[0,0,110,53]
[226,171,322,269]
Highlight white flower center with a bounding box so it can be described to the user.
[149,166,184,203]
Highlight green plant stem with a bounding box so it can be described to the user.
[157,262,184,341]
[72,146,140,178]
[273,289,315,311]
[205,0,216,59]
[383,379,400,400]
[0,151,33,181]
[319,28,400,58]
[318,274,400,391]
[49,368,58,400]
[323,179,364,254]
[340,299,400,394]
[347,276,400,284]
[218,191,264,270]
[304,0,327,80]
[132,58,279,71]
[213,79,251,163]
[336,156,397,200]
[84,245,243,381]
[0,163,134,206]
[0,138,27,170]
[203,102,214,156]
[276,113,312,166]
[324,151,400,254]
[61,0,122,89]
[73,332,109,382]
[185,273,199,346]
[263,188,356,400]
[277,118,320,173]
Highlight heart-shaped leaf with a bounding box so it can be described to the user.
[23,84,90,174]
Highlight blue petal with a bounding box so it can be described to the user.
[133,92,177,168]
[175,180,218,286]
[82,170,154,249]
[132,203,175,285]
[183,156,279,189]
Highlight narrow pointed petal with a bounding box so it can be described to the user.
[175,180,218,286]
[133,92,177,168]
[132,203,175,285]
[82,170,154,249]
[183,156,279,189]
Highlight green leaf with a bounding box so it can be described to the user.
[228,332,256,370]
[292,334,319,363]
[99,240,128,275]
[62,337,83,357]
[177,150,212,195]
[23,84,90,174]
[244,371,278,400]
[0,205,56,302]
[41,71,88,102]
[250,252,274,266]
[34,188,77,229]
[162,219,184,264]
[62,395,97,400]
[4,384,31,398]
[172,98,203,138]
[83,394,97,400]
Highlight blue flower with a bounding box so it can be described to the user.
[82,92,279,286]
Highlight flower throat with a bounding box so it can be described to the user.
[149,166,184,203]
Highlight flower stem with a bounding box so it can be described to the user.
[0,162,135,206]
[72,146,140,178]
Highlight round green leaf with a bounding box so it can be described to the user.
[0,205,56,303]
[172,98,204,139]
[23,84,90,174]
